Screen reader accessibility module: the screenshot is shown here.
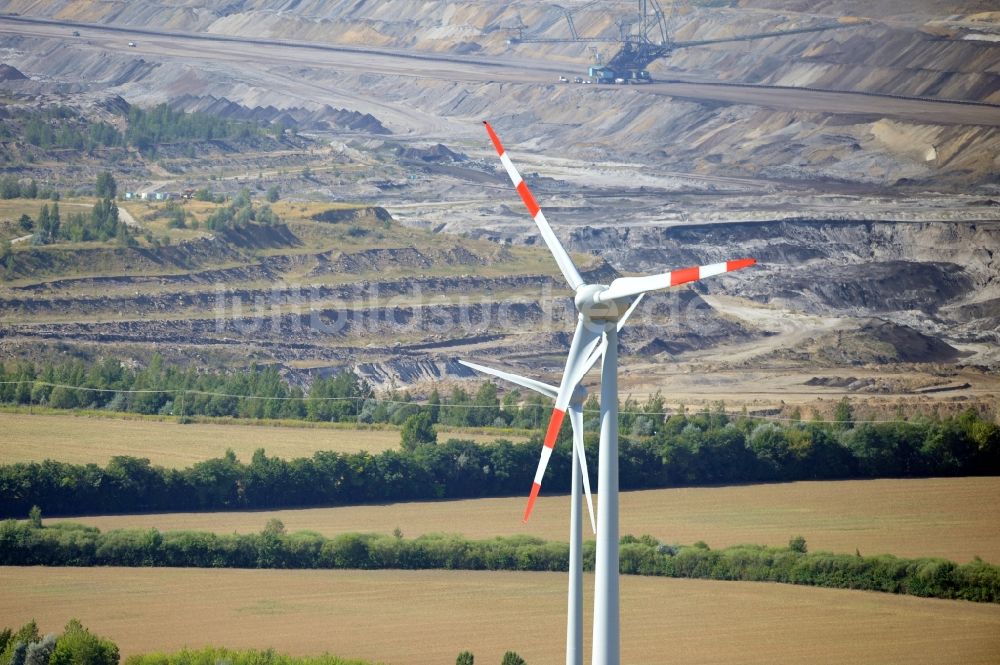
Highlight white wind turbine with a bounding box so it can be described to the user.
[475,121,756,665]
[458,358,594,665]
[460,299,643,665]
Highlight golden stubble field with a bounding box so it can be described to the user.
[3,567,998,665]
[0,412,400,466]
[0,412,519,467]
[65,477,1000,563]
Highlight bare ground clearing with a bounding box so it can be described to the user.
[64,477,1000,564]
[1,567,998,665]
[2,16,997,128]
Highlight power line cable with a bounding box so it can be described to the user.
[0,380,948,425]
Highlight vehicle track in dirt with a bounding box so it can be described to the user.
[3,15,998,127]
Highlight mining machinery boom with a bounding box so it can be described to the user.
[512,0,865,84]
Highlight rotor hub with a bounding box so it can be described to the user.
[575,284,625,322]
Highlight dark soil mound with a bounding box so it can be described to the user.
[0,64,28,81]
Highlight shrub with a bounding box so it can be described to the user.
[401,412,437,450]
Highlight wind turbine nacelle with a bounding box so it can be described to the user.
[575,285,627,322]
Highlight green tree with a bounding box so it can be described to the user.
[28,505,41,528]
[401,412,437,451]
[24,634,56,665]
[500,652,526,665]
[49,620,118,665]
[471,381,501,427]
[0,175,20,199]
[95,172,117,199]
[266,185,280,203]
[456,651,474,665]
[37,204,55,242]
[18,214,33,232]
[789,535,807,553]
[834,397,854,429]
[427,388,441,424]
[2,621,39,662]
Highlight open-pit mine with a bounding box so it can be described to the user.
[0,0,998,418]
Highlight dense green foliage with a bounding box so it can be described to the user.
[1,355,998,517]
[0,356,316,419]
[7,105,120,153]
[401,412,437,450]
[12,175,130,247]
[95,172,117,199]
[1,104,265,156]
[204,188,280,230]
[0,440,539,517]
[0,623,377,665]
[124,104,261,155]
[58,198,126,244]
[2,521,997,603]
[125,648,370,665]
[0,620,118,665]
[0,175,45,200]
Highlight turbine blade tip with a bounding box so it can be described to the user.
[727,257,757,271]
[523,483,541,522]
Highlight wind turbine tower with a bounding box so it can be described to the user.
[478,121,756,664]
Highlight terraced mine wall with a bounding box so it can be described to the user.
[1,216,995,385]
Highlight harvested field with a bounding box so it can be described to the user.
[2,567,998,665]
[0,412,408,466]
[0,412,521,466]
[65,477,1000,563]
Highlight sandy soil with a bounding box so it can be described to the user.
[2,16,997,130]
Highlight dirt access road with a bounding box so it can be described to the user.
[3,15,998,128]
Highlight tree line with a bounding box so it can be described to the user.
[0,619,118,665]
[0,621,389,665]
[129,648,524,665]
[0,622,522,665]
[0,175,59,201]
[1,520,996,604]
[2,103,267,156]
[1,358,998,518]
[1,411,998,519]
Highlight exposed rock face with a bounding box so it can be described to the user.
[568,219,1000,361]
[0,1,997,385]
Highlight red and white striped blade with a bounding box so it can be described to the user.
[524,406,566,522]
[523,318,603,523]
[484,121,584,292]
[596,258,756,303]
